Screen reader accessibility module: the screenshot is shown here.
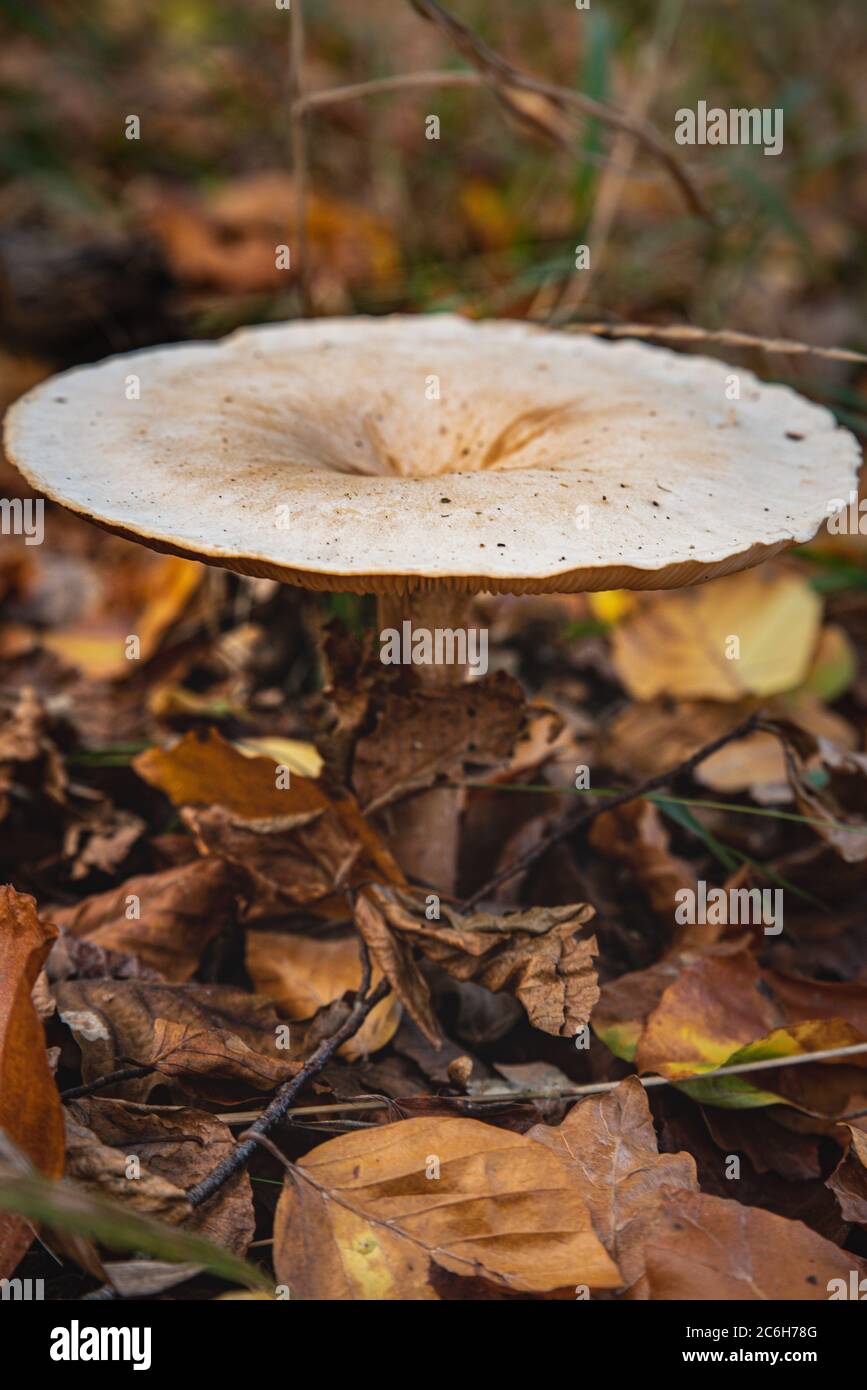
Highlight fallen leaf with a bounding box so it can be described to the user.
[592,943,746,1062]
[528,1078,697,1298]
[66,1097,254,1253]
[245,929,401,1059]
[53,977,290,1102]
[236,736,323,778]
[765,967,867,1037]
[644,1188,867,1299]
[675,1020,866,1109]
[352,671,528,813]
[139,1018,302,1097]
[52,859,237,982]
[0,886,65,1277]
[273,1115,621,1299]
[827,1125,867,1225]
[356,887,598,1041]
[611,568,822,701]
[634,951,778,1079]
[134,729,404,908]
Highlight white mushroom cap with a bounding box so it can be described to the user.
[5,315,858,595]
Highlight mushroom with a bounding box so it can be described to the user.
[5,315,859,891]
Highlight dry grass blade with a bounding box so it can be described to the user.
[532,0,685,320]
[406,0,710,219]
[288,0,311,315]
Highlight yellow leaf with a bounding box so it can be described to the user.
[273,1116,622,1299]
[45,556,202,680]
[611,568,822,701]
[235,737,323,779]
[245,930,401,1060]
[588,589,634,625]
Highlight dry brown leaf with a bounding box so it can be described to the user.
[134,729,405,907]
[184,804,361,916]
[770,719,867,862]
[52,859,237,982]
[64,1113,189,1225]
[827,1125,867,1226]
[273,1115,622,1299]
[644,1188,867,1299]
[139,1018,302,1095]
[589,799,709,943]
[53,977,290,1103]
[528,1077,698,1298]
[351,671,528,812]
[764,968,867,1038]
[245,929,401,1060]
[139,172,399,299]
[357,886,598,1041]
[66,1097,254,1254]
[0,885,65,1276]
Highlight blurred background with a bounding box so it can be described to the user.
[0,0,865,370]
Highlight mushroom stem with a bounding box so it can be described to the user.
[376,589,477,894]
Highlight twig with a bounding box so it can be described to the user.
[186,948,388,1209]
[288,0,312,315]
[61,1065,155,1102]
[408,0,711,220]
[295,74,693,191]
[489,1039,867,1099]
[292,70,484,113]
[561,320,867,363]
[462,711,762,909]
[218,1038,867,1119]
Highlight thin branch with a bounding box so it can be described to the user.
[293,69,484,113]
[295,74,694,192]
[61,1065,155,1102]
[462,711,762,909]
[186,947,388,1209]
[485,1039,867,1099]
[561,320,867,363]
[408,0,711,220]
[216,1037,867,1119]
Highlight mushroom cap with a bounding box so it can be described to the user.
[5,315,858,595]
